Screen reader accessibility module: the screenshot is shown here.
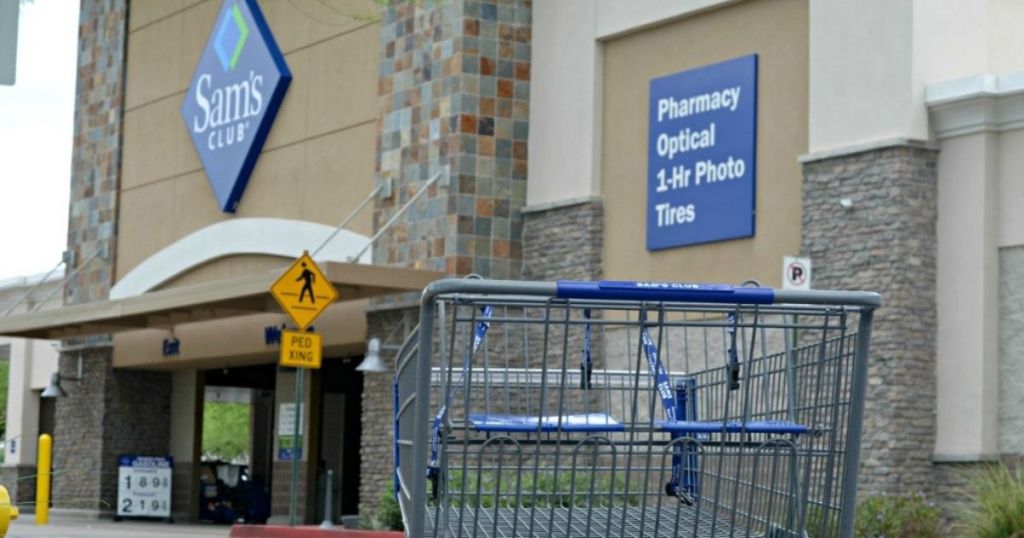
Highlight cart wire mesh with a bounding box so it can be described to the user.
[395,279,879,538]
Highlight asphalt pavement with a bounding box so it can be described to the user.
[6,519,230,538]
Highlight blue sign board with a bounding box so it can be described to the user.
[181,0,291,213]
[647,55,758,250]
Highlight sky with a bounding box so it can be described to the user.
[0,1,79,280]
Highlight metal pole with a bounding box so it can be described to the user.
[347,169,445,263]
[288,368,303,526]
[319,469,334,529]
[2,260,63,316]
[310,185,381,259]
[838,309,874,538]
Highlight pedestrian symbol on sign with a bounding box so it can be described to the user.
[297,262,316,304]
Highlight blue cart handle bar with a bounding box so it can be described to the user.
[556,280,775,304]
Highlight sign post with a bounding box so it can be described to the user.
[278,330,322,527]
[782,256,811,402]
[289,369,302,527]
[0,0,18,86]
[270,252,336,526]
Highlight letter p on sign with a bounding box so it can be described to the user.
[782,256,812,291]
[279,330,322,369]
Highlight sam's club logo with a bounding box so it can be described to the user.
[181,0,291,213]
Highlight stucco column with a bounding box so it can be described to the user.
[0,340,39,506]
[933,133,1000,461]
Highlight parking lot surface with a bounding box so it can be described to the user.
[7,519,230,538]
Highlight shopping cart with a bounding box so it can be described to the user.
[393,279,879,538]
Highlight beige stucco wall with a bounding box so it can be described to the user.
[600,0,807,286]
[527,0,740,208]
[112,298,367,370]
[158,253,290,290]
[809,0,1024,154]
[119,0,380,286]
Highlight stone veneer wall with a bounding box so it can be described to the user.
[361,0,532,519]
[51,0,172,515]
[372,0,531,278]
[522,200,603,282]
[999,246,1024,455]
[270,463,309,521]
[360,307,417,519]
[801,144,938,499]
[64,0,122,303]
[0,466,36,512]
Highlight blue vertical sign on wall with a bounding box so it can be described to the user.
[647,55,758,250]
[181,0,291,213]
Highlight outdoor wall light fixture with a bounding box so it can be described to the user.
[356,337,389,373]
[839,197,854,210]
[41,353,84,399]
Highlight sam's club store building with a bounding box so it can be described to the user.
[3,0,1024,524]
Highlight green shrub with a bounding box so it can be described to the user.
[854,493,942,538]
[377,488,404,531]
[803,503,839,538]
[961,463,1024,538]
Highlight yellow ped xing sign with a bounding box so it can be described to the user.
[270,252,339,330]
[279,330,322,369]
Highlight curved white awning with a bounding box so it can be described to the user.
[110,218,372,299]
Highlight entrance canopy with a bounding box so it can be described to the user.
[0,262,440,340]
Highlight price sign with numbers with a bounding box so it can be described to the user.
[117,455,172,519]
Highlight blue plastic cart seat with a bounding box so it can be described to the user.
[468,413,624,433]
[656,419,810,435]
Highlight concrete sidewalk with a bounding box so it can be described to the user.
[6,519,230,538]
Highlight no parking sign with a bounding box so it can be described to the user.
[782,256,811,290]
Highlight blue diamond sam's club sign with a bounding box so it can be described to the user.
[181,0,291,213]
[647,54,758,250]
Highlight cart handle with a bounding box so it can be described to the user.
[556,280,775,304]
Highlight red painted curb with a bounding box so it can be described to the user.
[229,525,404,538]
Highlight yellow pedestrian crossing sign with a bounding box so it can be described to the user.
[279,330,322,369]
[270,252,338,330]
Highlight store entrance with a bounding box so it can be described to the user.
[313,356,363,523]
[200,363,277,524]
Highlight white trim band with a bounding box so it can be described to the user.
[927,72,1024,139]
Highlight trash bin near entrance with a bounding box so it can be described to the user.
[394,278,880,538]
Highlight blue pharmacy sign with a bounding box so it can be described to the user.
[180,0,291,213]
[647,54,758,250]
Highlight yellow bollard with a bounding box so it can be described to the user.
[0,484,19,536]
[35,434,51,526]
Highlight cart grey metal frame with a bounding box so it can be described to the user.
[395,278,880,538]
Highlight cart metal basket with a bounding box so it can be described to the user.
[394,279,880,537]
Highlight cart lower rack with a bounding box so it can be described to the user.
[394,279,879,538]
